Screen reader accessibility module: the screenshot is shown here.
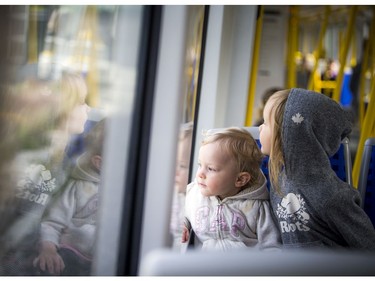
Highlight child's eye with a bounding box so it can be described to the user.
[208,167,216,172]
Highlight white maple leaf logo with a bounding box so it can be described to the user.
[292,113,304,124]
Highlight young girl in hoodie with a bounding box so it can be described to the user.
[33,119,105,275]
[182,127,281,251]
[259,88,375,250]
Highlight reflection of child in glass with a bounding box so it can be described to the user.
[1,71,90,275]
[170,122,193,251]
[33,119,105,275]
[182,127,281,251]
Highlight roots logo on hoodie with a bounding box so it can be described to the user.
[16,164,57,206]
[275,193,310,233]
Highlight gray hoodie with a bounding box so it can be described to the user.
[270,88,375,250]
[185,171,281,251]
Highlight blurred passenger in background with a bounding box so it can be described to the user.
[321,58,337,98]
[254,87,284,126]
[296,55,312,89]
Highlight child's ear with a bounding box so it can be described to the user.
[91,155,102,171]
[235,172,251,188]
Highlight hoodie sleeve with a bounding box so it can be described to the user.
[324,188,375,250]
[40,180,77,246]
[257,200,282,251]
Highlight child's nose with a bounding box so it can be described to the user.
[196,168,205,179]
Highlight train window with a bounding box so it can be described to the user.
[0,5,143,276]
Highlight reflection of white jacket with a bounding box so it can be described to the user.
[185,171,281,251]
[40,152,99,260]
[170,190,186,252]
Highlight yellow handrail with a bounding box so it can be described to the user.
[353,7,375,187]
[245,6,264,126]
[359,8,375,129]
[287,6,298,89]
[353,76,375,187]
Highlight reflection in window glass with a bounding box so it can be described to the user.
[169,5,205,252]
[0,5,141,276]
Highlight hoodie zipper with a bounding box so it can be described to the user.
[216,203,224,241]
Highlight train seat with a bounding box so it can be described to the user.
[357,138,375,226]
[329,137,353,186]
[242,127,270,190]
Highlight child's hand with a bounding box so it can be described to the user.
[33,241,65,275]
[181,226,190,243]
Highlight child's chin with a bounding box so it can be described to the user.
[200,189,211,197]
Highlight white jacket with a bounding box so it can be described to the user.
[185,171,281,251]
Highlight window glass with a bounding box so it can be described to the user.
[169,5,205,252]
[0,5,141,276]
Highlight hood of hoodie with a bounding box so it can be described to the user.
[222,170,269,202]
[70,152,101,183]
[282,88,352,181]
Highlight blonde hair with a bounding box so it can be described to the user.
[202,127,263,188]
[54,71,88,126]
[267,89,290,193]
[0,70,88,169]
